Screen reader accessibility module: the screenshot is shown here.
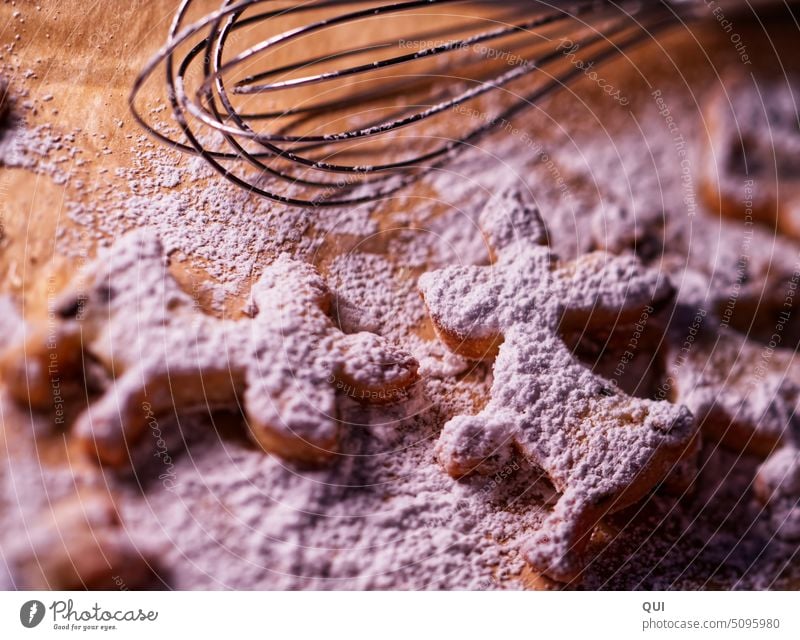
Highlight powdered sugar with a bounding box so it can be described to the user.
[701,73,800,232]
[2,53,800,590]
[755,445,800,542]
[420,190,697,582]
[11,231,419,467]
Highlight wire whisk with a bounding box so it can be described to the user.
[131,0,702,207]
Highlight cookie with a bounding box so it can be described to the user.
[418,188,698,583]
[754,441,800,542]
[593,195,800,458]
[591,202,665,262]
[0,232,419,467]
[593,192,800,329]
[665,308,800,458]
[6,490,155,589]
[701,73,800,238]
[659,251,800,540]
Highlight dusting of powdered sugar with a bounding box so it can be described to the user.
[27,231,419,467]
[419,190,696,581]
[2,48,800,590]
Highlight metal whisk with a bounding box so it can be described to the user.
[128,0,728,207]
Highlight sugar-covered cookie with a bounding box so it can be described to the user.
[6,490,155,589]
[665,312,800,458]
[592,194,800,459]
[701,73,800,237]
[754,422,800,543]
[0,233,418,466]
[419,188,698,582]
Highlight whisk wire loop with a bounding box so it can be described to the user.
[131,0,690,207]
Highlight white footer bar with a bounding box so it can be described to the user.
[1,591,798,638]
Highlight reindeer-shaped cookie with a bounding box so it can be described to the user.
[665,314,800,457]
[418,189,698,582]
[1,232,418,467]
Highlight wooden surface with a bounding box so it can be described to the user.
[2,0,798,307]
